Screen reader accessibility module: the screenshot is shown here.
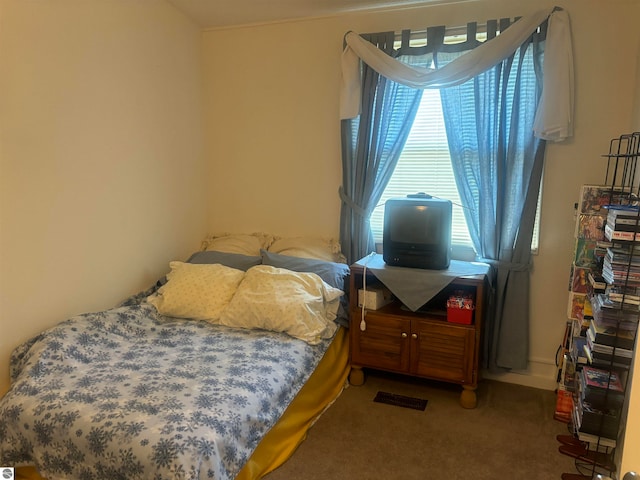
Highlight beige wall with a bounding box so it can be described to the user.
[0,0,208,393]
[202,0,639,387]
[202,21,343,237]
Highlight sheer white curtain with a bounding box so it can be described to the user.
[340,7,573,142]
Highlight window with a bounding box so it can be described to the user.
[368,88,477,257]
[369,35,542,259]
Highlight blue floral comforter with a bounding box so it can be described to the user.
[0,296,332,480]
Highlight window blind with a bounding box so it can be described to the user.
[368,30,542,255]
[369,89,471,246]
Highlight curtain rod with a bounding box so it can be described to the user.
[400,23,483,38]
[395,24,486,47]
[397,16,527,42]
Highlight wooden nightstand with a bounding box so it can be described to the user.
[348,254,488,408]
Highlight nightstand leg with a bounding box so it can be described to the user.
[349,366,365,386]
[460,385,477,409]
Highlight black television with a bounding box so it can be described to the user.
[382,194,452,270]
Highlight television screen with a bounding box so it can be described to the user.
[388,205,442,245]
[383,195,452,270]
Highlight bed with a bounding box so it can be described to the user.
[0,235,351,480]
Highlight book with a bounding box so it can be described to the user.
[586,326,633,354]
[572,336,588,366]
[589,312,637,350]
[567,292,586,321]
[591,292,640,315]
[592,292,638,308]
[605,252,640,271]
[601,264,640,288]
[561,352,576,389]
[584,343,633,368]
[605,205,640,219]
[589,318,636,350]
[557,320,573,384]
[605,245,640,265]
[579,185,626,215]
[606,284,640,297]
[573,238,599,269]
[608,210,640,221]
[602,264,640,278]
[576,400,621,439]
[607,291,640,303]
[605,207,640,232]
[554,387,573,423]
[576,430,616,448]
[606,218,640,231]
[578,368,625,413]
[571,265,590,293]
[581,365,624,393]
[571,316,584,338]
[605,223,640,242]
[583,296,593,319]
[577,214,605,241]
[604,294,640,312]
[562,319,573,351]
[601,264,640,281]
[588,271,607,292]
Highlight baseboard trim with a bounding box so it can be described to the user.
[480,357,558,391]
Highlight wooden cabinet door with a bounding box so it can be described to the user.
[410,319,475,384]
[350,311,410,373]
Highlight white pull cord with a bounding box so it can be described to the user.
[360,252,376,332]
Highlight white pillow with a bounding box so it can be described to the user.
[218,265,343,344]
[201,232,274,256]
[268,236,346,263]
[148,261,245,321]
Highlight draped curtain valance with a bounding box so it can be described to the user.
[340,7,574,142]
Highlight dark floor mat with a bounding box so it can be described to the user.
[373,391,428,410]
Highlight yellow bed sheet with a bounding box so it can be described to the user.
[16,326,350,480]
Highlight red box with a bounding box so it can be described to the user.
[447,307,474,325]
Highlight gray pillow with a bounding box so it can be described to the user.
[186,250,262,271]
[157,250,262,287]
[260,250,350,327]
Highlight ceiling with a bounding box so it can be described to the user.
[166,0,440,29]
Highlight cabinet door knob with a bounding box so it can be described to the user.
[412,333,418,339]
[401,332,408,338]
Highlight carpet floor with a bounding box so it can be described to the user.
[264,370,579,480]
